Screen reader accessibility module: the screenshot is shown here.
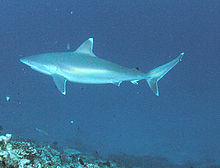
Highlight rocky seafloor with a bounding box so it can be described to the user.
[0,133,219,168]
[0,133,122,168]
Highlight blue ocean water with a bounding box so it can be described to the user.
[0,0,219,166]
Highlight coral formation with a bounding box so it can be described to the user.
[1,133,219,168]
[0,133,123,168]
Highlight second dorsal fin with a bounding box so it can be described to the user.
[75,38,96,57]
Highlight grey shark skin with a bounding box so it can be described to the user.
[20,38,184,96]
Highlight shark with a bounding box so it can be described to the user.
[20,38,184,96]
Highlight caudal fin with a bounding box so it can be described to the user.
[146,52,184,96]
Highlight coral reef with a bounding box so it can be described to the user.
[0,133,123,168]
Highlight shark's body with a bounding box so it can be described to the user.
[20,38,184,95]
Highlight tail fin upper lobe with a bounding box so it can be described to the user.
[146,52,184,96]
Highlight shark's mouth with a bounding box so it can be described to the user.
[30,64,56,75]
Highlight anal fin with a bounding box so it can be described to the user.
[131,80,139,85]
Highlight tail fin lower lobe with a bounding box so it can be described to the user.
[146,52,184,96]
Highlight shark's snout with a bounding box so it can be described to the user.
[20,58,29,65]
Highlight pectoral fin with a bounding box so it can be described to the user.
[52,74,67,95]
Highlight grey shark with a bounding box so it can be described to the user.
[20,38,184,96]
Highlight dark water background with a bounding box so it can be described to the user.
[0,0,219,165]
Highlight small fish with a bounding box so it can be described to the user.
[66,43,70,50]
[35,128,49,136]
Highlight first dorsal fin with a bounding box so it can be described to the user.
[75,38,96,57]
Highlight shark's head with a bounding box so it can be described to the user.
[20,55,55,75]
[20,54,44,66]
[20,57,32,66]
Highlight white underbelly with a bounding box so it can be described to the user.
[58,66,142,84]
[62,71,126,84]
[66,74,119,84]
